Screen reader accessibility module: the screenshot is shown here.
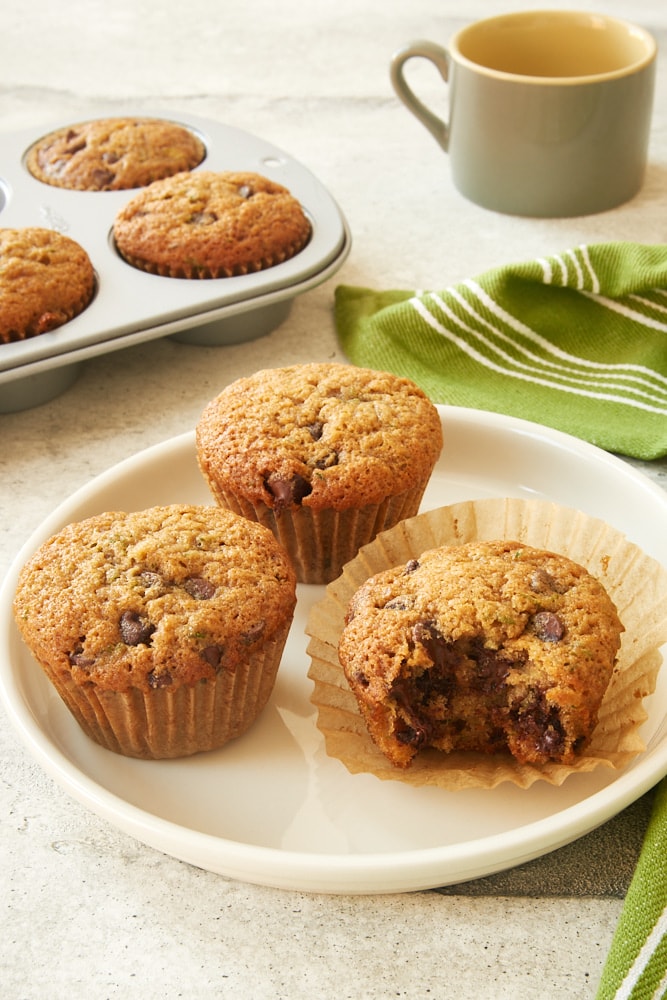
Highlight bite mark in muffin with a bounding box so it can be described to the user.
[338,540,623,768]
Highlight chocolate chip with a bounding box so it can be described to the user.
[353,670,370,688]
[188,211,218,225]
[65,137,86,154]
[119,610,155,646]
[412,620,449,671]
[404,559,420,574]
[237,184,253,198]
[529,568,568,595]
[384,596,410,610]
[147,669,172,689]
[395,724,425,748]
[183,576,216,600]
[266,473,312,508]
[201,645,223,668]
[90,167,115,188]
[241,621,265,645]
[313,452,338,470]
[68,645,94,668]
[531,611,565,642]
[306,421,324,440]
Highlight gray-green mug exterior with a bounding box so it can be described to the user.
[390,14,657,218]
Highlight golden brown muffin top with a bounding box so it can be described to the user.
[113,170,312,278]
[13,504,296,693]
[26,117,206,191]
[339,539,623,767]
[0,227,95,344]
[196,363,444,511]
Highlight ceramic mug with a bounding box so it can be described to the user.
[390,11,657,217]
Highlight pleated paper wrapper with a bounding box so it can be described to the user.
[305,497,667,790]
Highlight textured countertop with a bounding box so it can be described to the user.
[1,1,666,997]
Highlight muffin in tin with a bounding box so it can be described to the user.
[113,170,312,278]
[26,116,206,191]
[0,227,95,344]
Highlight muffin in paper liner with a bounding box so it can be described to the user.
[13,504,297,760]
[305,497,667,790]
[214,484,428,586]
[37,620,291,759]
[196,363,444,584]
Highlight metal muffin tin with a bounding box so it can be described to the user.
[0,111,351,412]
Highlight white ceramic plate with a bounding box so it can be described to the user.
[1,406,666,894]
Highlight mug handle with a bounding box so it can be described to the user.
[389,40,450,152]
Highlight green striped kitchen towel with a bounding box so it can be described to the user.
[596,777,667,1000]
[335,242,667,460]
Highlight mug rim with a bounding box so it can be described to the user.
[450,9,657,85]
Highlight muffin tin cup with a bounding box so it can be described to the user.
[0,111,351,412]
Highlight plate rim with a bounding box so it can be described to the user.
[1,405,666,894]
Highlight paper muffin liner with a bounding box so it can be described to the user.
[41,619,292,759]
[213,483,430,585]
[306,497,667,789]
[116,234,310,280]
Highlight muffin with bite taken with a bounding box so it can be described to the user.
[338,539,624,768]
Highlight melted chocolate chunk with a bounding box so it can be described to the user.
[119,610,155,646]
[531,611,565,642]
[411,620,451,673]
[470,644,513,695]
[389,622,460,751]
[183,576,216,600]
[511,690,566,759]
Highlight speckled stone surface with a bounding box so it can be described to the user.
[1,1,667,997]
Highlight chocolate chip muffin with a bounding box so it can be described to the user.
[13,504,297,759]
[338,540,623,768]
[113,169,311,278]
[0,227,95,344]
[196,363,444,583]
[26,117,205,191]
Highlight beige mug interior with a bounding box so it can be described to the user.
[453,10,656,81]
